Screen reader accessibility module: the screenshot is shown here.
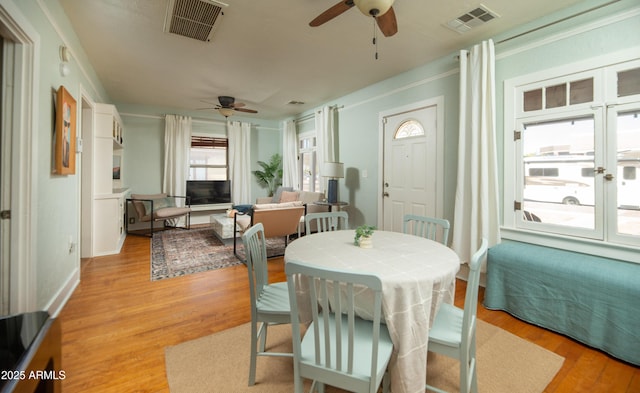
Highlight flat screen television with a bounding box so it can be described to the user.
[186,180,231,205]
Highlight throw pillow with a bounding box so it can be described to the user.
[233,204,253,214]
[142,197,176,215]
[271,186,293,203]
[233,205,253,216]
[279,191,299,203]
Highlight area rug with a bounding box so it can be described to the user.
[165,319,564,393]
[151,227,286,281]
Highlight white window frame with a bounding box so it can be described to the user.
[298,131,318,192]
[189,134,228,181]
[503,49,640,262]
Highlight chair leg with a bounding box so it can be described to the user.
[470,358,478,393]
[461,347,479,393]
[293,364,304,393]
[469,336,478,393]
[258,322,268,352]
[249,319,258,386]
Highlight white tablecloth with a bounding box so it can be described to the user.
[284,230,460,393]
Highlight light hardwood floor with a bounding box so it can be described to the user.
[58,235,640,392]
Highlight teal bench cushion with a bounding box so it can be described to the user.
[484,241,640,366]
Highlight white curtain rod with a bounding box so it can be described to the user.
[496,0,620,45]
[454,0,621,59]
[294,104,344,123]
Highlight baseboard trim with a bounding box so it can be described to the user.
[44,266,80,318]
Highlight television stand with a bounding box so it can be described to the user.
[190,203,233,212]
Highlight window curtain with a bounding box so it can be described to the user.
[163,115,191,226]
[228,120,251,205]
[315,105,337,193]
[282,119,299,189]
[451,39,501,270]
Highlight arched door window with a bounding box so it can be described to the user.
[394,119,425,139]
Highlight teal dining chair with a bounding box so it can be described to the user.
[425,238,488,393]
[304,211,349,234]
[285,261,393,393]
[402,214,451,245]
[241,223,292,386]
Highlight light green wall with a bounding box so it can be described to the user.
[334,62,461,227]
[117,103,282,204]
[12,0,112,312]
[305,0,640,228]
[9,0,639,314]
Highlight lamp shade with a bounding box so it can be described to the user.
[218,107,234,118]
[354,0,393,16]
[323,162,344,178]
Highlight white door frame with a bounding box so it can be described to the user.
[0,0,39,314]
[377,96,445,228]
[79,88,95,258]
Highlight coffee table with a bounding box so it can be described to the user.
[210,213,239,240]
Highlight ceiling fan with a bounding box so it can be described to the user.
[199,96,258,118]
[310,0,398,37]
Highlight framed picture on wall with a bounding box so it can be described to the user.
[53,85,76,175]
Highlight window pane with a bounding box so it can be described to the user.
[300,150,319,192]
[190,147,226,165]
[618,68,640,97]
[395,120,425,139]
[523,89,542,112]
[189,137,228,181]
[528,167,558,176]
[189,167,226,180]
[522,117,595,230]
[615,111,640,236]
[570,78,593,105]
[545,84,566,109]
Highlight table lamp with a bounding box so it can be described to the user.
[323,162,344,204]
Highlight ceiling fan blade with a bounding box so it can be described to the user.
[232,102,246,108]
[309,0,355,27]
[376,6,398,37]
[234,107,258,114]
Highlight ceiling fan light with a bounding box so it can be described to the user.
[354,0,393,17]
[218,107,235,118]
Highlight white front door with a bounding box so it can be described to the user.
[381,97,444,232]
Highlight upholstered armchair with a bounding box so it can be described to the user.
[233,201,306,259]
[127,193,191,237]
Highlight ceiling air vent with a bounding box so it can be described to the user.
[164,0,227,42]
[446,4,499,34]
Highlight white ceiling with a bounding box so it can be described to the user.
[59,0,585,120]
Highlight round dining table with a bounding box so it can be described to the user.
[284,229,460,393]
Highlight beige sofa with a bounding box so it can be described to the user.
[232,188,327,258]
[255,188,328,234]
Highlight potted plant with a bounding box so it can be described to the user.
[354,225,376,248]
[252,153,283,197]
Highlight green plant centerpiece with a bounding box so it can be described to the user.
[252,153,283,197]
[354,225,376,248]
